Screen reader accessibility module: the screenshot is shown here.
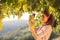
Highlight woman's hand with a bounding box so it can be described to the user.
[28,15,35,27]
[28,15,38,39]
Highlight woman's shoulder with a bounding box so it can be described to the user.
[34,25,52,32]
[47,25,52,26]
[35,25,42,30]
[46,25,52,28]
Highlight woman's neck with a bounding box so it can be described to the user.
[42,22,47,26]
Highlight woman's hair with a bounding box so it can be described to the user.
[43,10,54,26]
[47,14,54,25]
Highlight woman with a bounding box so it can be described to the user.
[28,10,54,40]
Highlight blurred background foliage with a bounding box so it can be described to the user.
[0,0,60,34]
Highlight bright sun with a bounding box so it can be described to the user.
[2,12,30,22]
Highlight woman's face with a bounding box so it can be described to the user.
[41,13,49,23]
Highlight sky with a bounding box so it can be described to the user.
[2,12,30,22]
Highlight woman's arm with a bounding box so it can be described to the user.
[28,15,38,39]
[29,27,38,39]
[36,25,52,40]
